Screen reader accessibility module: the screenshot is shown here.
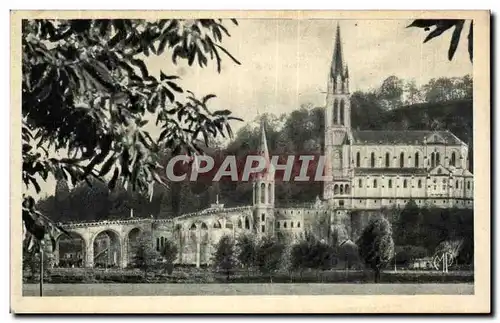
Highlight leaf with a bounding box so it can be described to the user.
[406,19,440,29]
[160,71,179,81]
[202,94,216,105]
[166,81,183,93]
[448,20,464,61]
[99,153,116,177]
[423,21,460,43]
[130,59,149,78]
[231,19,238,26]
[215,44,241,66]
[157,34,169,55]
[108,168,120,190]
[164,88,175,103]
[468,21,473,62]
[108,30,126,48]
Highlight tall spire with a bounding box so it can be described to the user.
[331,23,345,79]
[259,119,270,161]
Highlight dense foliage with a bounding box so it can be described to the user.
[22,18,242,245]
[255,236,285,281]
[211,235,236,281]
[357,215,395,282]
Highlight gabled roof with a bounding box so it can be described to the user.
[429,165,451,176]
[351,130,464,145]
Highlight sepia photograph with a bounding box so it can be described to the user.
[10,10,490,313]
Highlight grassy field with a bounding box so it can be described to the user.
[22,282,474,296]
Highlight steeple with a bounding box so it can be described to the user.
[258,119,270,161]
[331,23,345,80]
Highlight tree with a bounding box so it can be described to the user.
[235,233,257,277]
[131,233,159,277]
[255,236,285,283]
[357,215,395,283]
[407,19,473,62]
[212,235,236,281]
[394,245,428,266]
[22,19,242,247]
[377,75,404,110]
[403,79,424,105]
[160,238,178,275]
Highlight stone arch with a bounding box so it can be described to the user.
[244,216,251,230]
[173,224,184,264]
[340,185,344,194]
[340,99,345,125]
[451,151,457,167]
[56,231,86,268]
[127,227,142,262]
[213,220,222,229]
[334,184,339,195]
[333,99,339,124]
[92,229,122,268]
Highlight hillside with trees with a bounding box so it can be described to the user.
[36,75,473,223]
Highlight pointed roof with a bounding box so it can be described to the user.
[331,23,345,79]
[259,119,270,160]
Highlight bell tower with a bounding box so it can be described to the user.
[323,23,352,203]
[252,120,275,237]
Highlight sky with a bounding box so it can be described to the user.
[145,19,472,131]
[28,19,473,199]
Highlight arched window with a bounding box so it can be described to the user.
[371,152,375,168]
[451,152,456,167]
[388,179,392,188]
[385,152,390,167]
[237,219,242,229]
[156,237,160,251]
[418,179,422,188]
[268,183,272,204]
[431,152,435,168]
[467,181,471,189]
[356,152,360,167]
[284,222,287,229]
[373,179,377,188]
[340,185,344,194]
[400,152,405,168]
[297,222,301,228]
[345,185,350,194]
[334,184,339,195]
[436,152,441,165]
[403,179,407,188]
[358,179,362,188]
[333,99,338,124]
[291,222,294,228]
[340,100,345,125]
[456,180,459,189]
[415,152,419,168]
[245,217,250,229]
[260,183,266,204]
